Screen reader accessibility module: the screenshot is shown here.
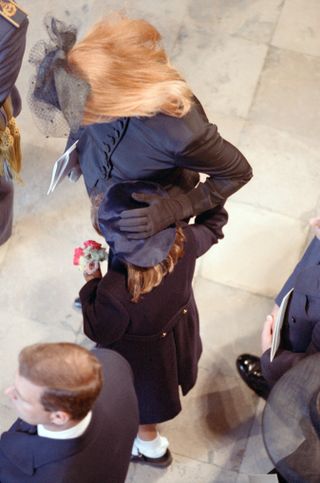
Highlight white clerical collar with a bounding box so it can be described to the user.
[37,411,92,440]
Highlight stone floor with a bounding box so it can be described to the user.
[1,0,320,482]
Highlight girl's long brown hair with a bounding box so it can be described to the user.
[127,227,185,303]
[68,13,193,124]
[90,194,186,302]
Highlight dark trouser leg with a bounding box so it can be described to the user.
[0,175,13,245]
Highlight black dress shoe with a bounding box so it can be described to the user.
[73,297,82,311]
[131,449,172,468]
[236,353,271,400]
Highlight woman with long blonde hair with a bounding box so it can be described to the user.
[31,13,251,237]
[68,14,193,123]
[79,180,228,467]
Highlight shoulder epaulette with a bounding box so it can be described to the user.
[0,1,27,28]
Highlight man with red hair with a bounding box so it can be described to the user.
[1,343,139,482]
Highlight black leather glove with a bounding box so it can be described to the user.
[117,192,193,239]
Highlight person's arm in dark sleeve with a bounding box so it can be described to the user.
[275,237,320,306]
[186,204,228,258]
[175,122,253,215]
[260,348,305,386]
[261,319,320,385]
[65,128,82,152]
[79,278,129,346]
[0,16,28,111]
[118,103,252,239]
[64,127,84,182]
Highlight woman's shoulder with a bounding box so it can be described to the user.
[133,98,212,153]
[139,97,208,129]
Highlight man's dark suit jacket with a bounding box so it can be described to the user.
[261,237,320,385]
[0,349,139,483]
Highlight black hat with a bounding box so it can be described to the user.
[262,353,320,483]
[98,181,176,268]
[28,16,90,137]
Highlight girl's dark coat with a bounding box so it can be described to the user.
[80,207,227,423]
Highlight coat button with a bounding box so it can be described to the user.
[161,332,167,338]
[102,160,113,179]
[107,134,116,144]
[182,308,188,315]
[291,317,296,323]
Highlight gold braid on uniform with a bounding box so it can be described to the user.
[0,96,22,181]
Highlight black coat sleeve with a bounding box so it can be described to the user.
[260,348,305,385]
[186,203,229,258]
[65,127,83,151]
[260,320,320,385]
[79,278,130,346]
[174,102,252,214]
[0,17,28,107]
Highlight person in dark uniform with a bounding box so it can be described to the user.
[236,217,320,399]
[78,180,228,467]
[1,342,139,483]
[0,1,28,245]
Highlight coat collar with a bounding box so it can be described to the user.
[0,408,104,476]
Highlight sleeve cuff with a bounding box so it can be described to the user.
[79,278,101,303]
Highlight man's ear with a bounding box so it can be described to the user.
[49,410,71,426]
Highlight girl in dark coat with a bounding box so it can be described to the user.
[79,181,228,466]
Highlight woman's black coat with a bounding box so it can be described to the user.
[67,98,252,217]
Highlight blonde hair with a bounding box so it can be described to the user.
[68,13,193,124]
[127,227,185,303]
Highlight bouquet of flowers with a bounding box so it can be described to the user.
[73,240,107,274]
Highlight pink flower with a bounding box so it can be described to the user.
[83,240,102,250]
[73,240,107,270]
[73,247,84,265]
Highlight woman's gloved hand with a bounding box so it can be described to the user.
[117,192,193,238]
